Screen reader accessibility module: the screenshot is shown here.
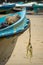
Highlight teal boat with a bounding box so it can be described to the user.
[0,9,30,37]
[15,2,37,10]
[0,3,15,12]
[33,4,43,13]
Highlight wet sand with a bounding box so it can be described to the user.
[0,14,43,65]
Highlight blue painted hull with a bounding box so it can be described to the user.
[16,2,43,14]
[0,3,15,12]
[0,9,30,37]
[33,4,43,13]
[16,2,24,4]
[15,2,33,10]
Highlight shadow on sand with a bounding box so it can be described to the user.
[0,34,19,65]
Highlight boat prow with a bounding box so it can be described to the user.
[0,8,30,37]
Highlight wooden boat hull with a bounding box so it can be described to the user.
[0,9,30,37]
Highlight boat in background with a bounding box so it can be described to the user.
[0,8,30,37]
[15,2,37,10]
[33,3,43,13]
[15,1,24,4]
[15,2,43,14]
[0,2,15,12]
[15,2,37,14]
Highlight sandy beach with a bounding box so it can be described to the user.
[0,14,43,65]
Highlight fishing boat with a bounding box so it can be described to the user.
[33,3,43,13]
[15,2,37,10]
[15,1,24,4]
[0,8,30,37]
[15,2,37,14]
[0,2,15,12]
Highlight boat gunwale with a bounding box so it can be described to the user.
[0,9,26,31]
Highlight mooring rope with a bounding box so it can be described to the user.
[26,21,32,58]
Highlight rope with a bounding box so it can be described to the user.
[26,21,32,58]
